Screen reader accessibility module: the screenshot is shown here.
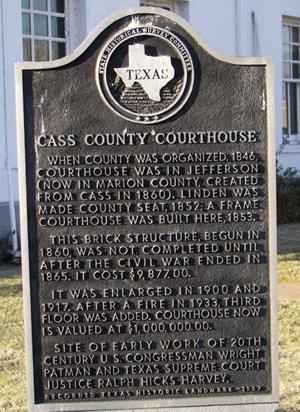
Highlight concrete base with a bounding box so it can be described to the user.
[107,405,278,412]
[33,402,280,412]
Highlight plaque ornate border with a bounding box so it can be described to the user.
[16,6,279,412]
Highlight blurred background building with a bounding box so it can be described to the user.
[0,0,299,245]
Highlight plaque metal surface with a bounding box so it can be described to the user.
[16,7,278,412]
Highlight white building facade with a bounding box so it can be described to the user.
[0,0,300,241]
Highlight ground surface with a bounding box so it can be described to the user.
[0,223,299,412]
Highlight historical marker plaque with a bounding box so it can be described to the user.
[16,7,278,412]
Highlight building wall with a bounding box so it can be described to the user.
[0,0,22,238]
[0,0,22,202]
[242,0,282,167]
[189,0,300,170]
[0,1,6,204]
[241,0,300,170]
[189,0,236,56]
[85,0,139,33]
[67,0,87,52]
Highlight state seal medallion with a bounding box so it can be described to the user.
[96,25,194,124]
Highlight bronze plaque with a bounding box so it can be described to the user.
[16,7,278,412]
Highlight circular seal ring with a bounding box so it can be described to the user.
[96,26,194,124]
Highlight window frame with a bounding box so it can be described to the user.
[282,17,300,145]
[22,0,68,61]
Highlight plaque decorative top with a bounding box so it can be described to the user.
[96,25,194,123]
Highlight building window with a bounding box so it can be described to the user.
[22,0,66,61]
[282,18,300,144]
